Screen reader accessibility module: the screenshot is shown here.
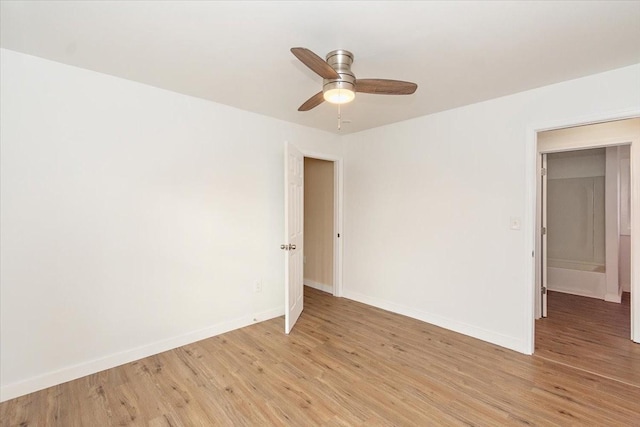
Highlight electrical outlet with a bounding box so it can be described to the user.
[253,280,262,293]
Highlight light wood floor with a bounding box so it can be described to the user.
[2,287,640,426]
[535,290,640,387]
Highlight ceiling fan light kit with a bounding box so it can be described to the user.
[322,50,356,104]
[291,47,418,113]
[323,83,355,104]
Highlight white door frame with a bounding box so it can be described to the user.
[525,109,640,354]
[540,153,548,318]
[299,149,344,298]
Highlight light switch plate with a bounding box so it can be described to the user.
[510,217,521,230]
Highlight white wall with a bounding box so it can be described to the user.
[0,49,342,401]
[343,64,640,353]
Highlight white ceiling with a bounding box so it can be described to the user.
[2,1,640,134]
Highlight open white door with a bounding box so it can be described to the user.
[541,153,548,318]
[284,142,304,334]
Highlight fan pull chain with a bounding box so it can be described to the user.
[337,102,341,131]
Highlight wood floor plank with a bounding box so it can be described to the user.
[2,287,639,426]
[535,291,640,388]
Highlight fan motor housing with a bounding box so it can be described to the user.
[323,50,355,94]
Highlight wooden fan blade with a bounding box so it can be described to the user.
[291,47,340,80]
[298,91,325,111]
[356,79,418,95]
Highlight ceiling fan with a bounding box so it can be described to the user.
[291,47,418,111]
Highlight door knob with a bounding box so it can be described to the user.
[288,244,296,250]
[280,244,287,250]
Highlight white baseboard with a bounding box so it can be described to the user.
[304,278,333,294]
[604,288,623,303]
[0,306,284,403]
[342,290,528,355]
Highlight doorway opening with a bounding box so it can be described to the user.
[284,143,343,334]
[532,118,639,386]
[542,146,629,305]
[303,157,336,296]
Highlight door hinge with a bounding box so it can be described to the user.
[541,167,547,176]
[542,286,547,295]
[532,250,534,258]
[541,227,547,235]
[337,233,340,238]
